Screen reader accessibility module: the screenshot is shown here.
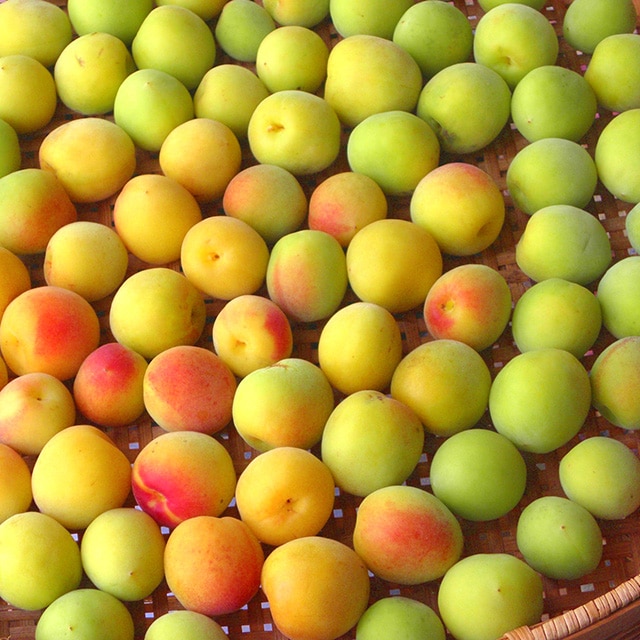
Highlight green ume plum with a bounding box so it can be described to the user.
[438,553,544,640]
[563,0,637,54]
[489,348,591,454]
[596,256,640,339]
[429,428,527,522]
[516,496,603,580]
[559,436,640,520]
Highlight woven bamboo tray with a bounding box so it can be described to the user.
[2,0,640,639]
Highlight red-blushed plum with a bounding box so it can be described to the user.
[131,5,216,91]
[515,204,612,285]
[66,0,153,46]
[263,0,330,28]
[347,110,440,196]
[80,507,166,602]
[34,588,134,640]
[307,171,388,247]
[516,496,603,580]
[214,0,276,63]
[144,611,228,640]
[180,216,270,301]
[437,553,544,640]
[194,64,269,140]
[30,425,132,531]
[266,229,348,322]
[255,25,329,94]
[39,117,137,204]
[324,34,422,128]
[44,221,129,303]
[247,90,342,176]
[559,436,640,520]
[0,118,21,178]
[511,278,602,359]
[0,247,30,321]
[222,163,308,245]
[489,348,592,454]
[143,345,237,435]
[590,336,640,430]
[506,138,598,215]
[416,62,511,155]
[320,390,424,497]
[211,294,293,379]
[159,118,242,203]
[596,256,640,338]
[0,443,32,524]
[473,3,559,89]
[429,428,527,522]
[0,168,77,255]
[0,372,76,456]
[235,446,336,546]
[317,301,402,394]
[392,0,473,79]
[0,512,82,611]
[113,68,194,153]
[330,0,412,38]
[73,343,147,429]
[410,162,505,257]
[109,268,206,361]
[346,218,443,314]
[0,0,72,67]
[54,32,136,116]
[511,66,598,142]
[594,109,640,204]
[423,263,512,352]
[0,54,57,135]
[131,430,237,528]
[352,485,464,584]
[113,173,203,266]
[356,596,446,640]
[562,0,637,54]
[164,515,264,616]
[155,0,227,21]
[261,536,370,640]
[390,339,492,437]
[232,357,335,452]
[0,286,100,381]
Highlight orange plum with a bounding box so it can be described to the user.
[143,345,237,435]
[0,168,77,256]
[235,446,336,546]
[31,424,133,531]
[73,342,148,428]
[0,246,31,322]
[353,484,464,585]
[212,294,294,378]
[0,442,32,524]
[0,285,101,381]
[261,535,371,640]
[164,514,264,616]
[131,430,236,528]
[0,371,76,455]
[423,263,513,352]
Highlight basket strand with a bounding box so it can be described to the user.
[501,575,640,640]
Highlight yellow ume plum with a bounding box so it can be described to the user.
[31,424,133,531]
[113,173,203,266]
[0,443,32,524]
[0,511,83,611]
